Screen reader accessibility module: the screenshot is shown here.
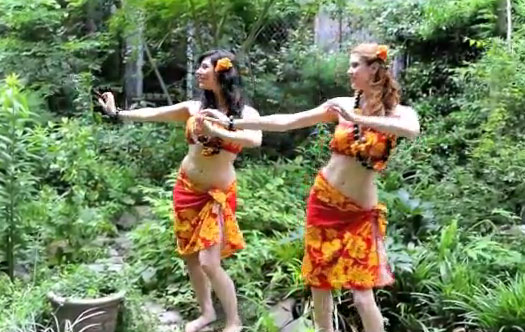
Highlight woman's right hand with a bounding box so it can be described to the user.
[97,92,118,117]
[194,115,219,137]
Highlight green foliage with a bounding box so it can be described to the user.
[3,1,525,332]
[380,188,437,245]
[0,0,113,106]
[351,0,499,44]
[97,122,188,182]
[403,36,525,225]
[31,118,139,205]
[341,2,525,330]
[236,160,309,232]
[16,116,146,265]
[0,268,159,332]
[127,218,183,292]
[51,265,126,298]
[249,29,349,116]
[418,0,499,40]
[0,75,41,280]
[26,186,116,265]
[0,273,54,332]
[247,35,349,155]
[110,0,305,53]
[450,274,525,330]
[378,222,525,331]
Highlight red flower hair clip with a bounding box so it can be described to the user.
[215,57,233,72]
[376,45,388,62]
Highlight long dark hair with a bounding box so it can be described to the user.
[197,49,244,119]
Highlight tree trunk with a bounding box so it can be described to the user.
[186,23,195,100]
[392,52,406,81]
[123,0,144,108]
[85,0,98,34]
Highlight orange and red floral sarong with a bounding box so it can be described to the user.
[302,173,394,290]
[173,171,245,258]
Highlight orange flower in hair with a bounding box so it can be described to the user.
[215,57,233,72]
[376,45,388,62]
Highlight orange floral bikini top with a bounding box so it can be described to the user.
[329,122,397,172]
[185,116,243,156]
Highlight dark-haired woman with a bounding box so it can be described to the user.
[98,50,261,332]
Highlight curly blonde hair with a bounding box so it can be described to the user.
[351,43,400,116]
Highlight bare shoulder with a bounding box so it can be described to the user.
[185,100,201,115]
[241,105,260,118]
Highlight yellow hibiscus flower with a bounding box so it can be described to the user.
[178,208,199,221]
[344,234,368,259]
[315,176,347,208]
[200,217,219,241]
[328,259,347,289]
[347,265,375,287]
[368,252,379,266]
[302,255,314,275]
[174,219,192,232]
[306,227,323,250]
[321,238,342,261]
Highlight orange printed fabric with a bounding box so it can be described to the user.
[302,173,394,290]
[329,123,397,172]
[173,172,245,258]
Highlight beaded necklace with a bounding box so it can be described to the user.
[351,91,394,171]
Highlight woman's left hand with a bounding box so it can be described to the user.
[195,115,217,136]
[198,108,229,122]
[325,102,359,122]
